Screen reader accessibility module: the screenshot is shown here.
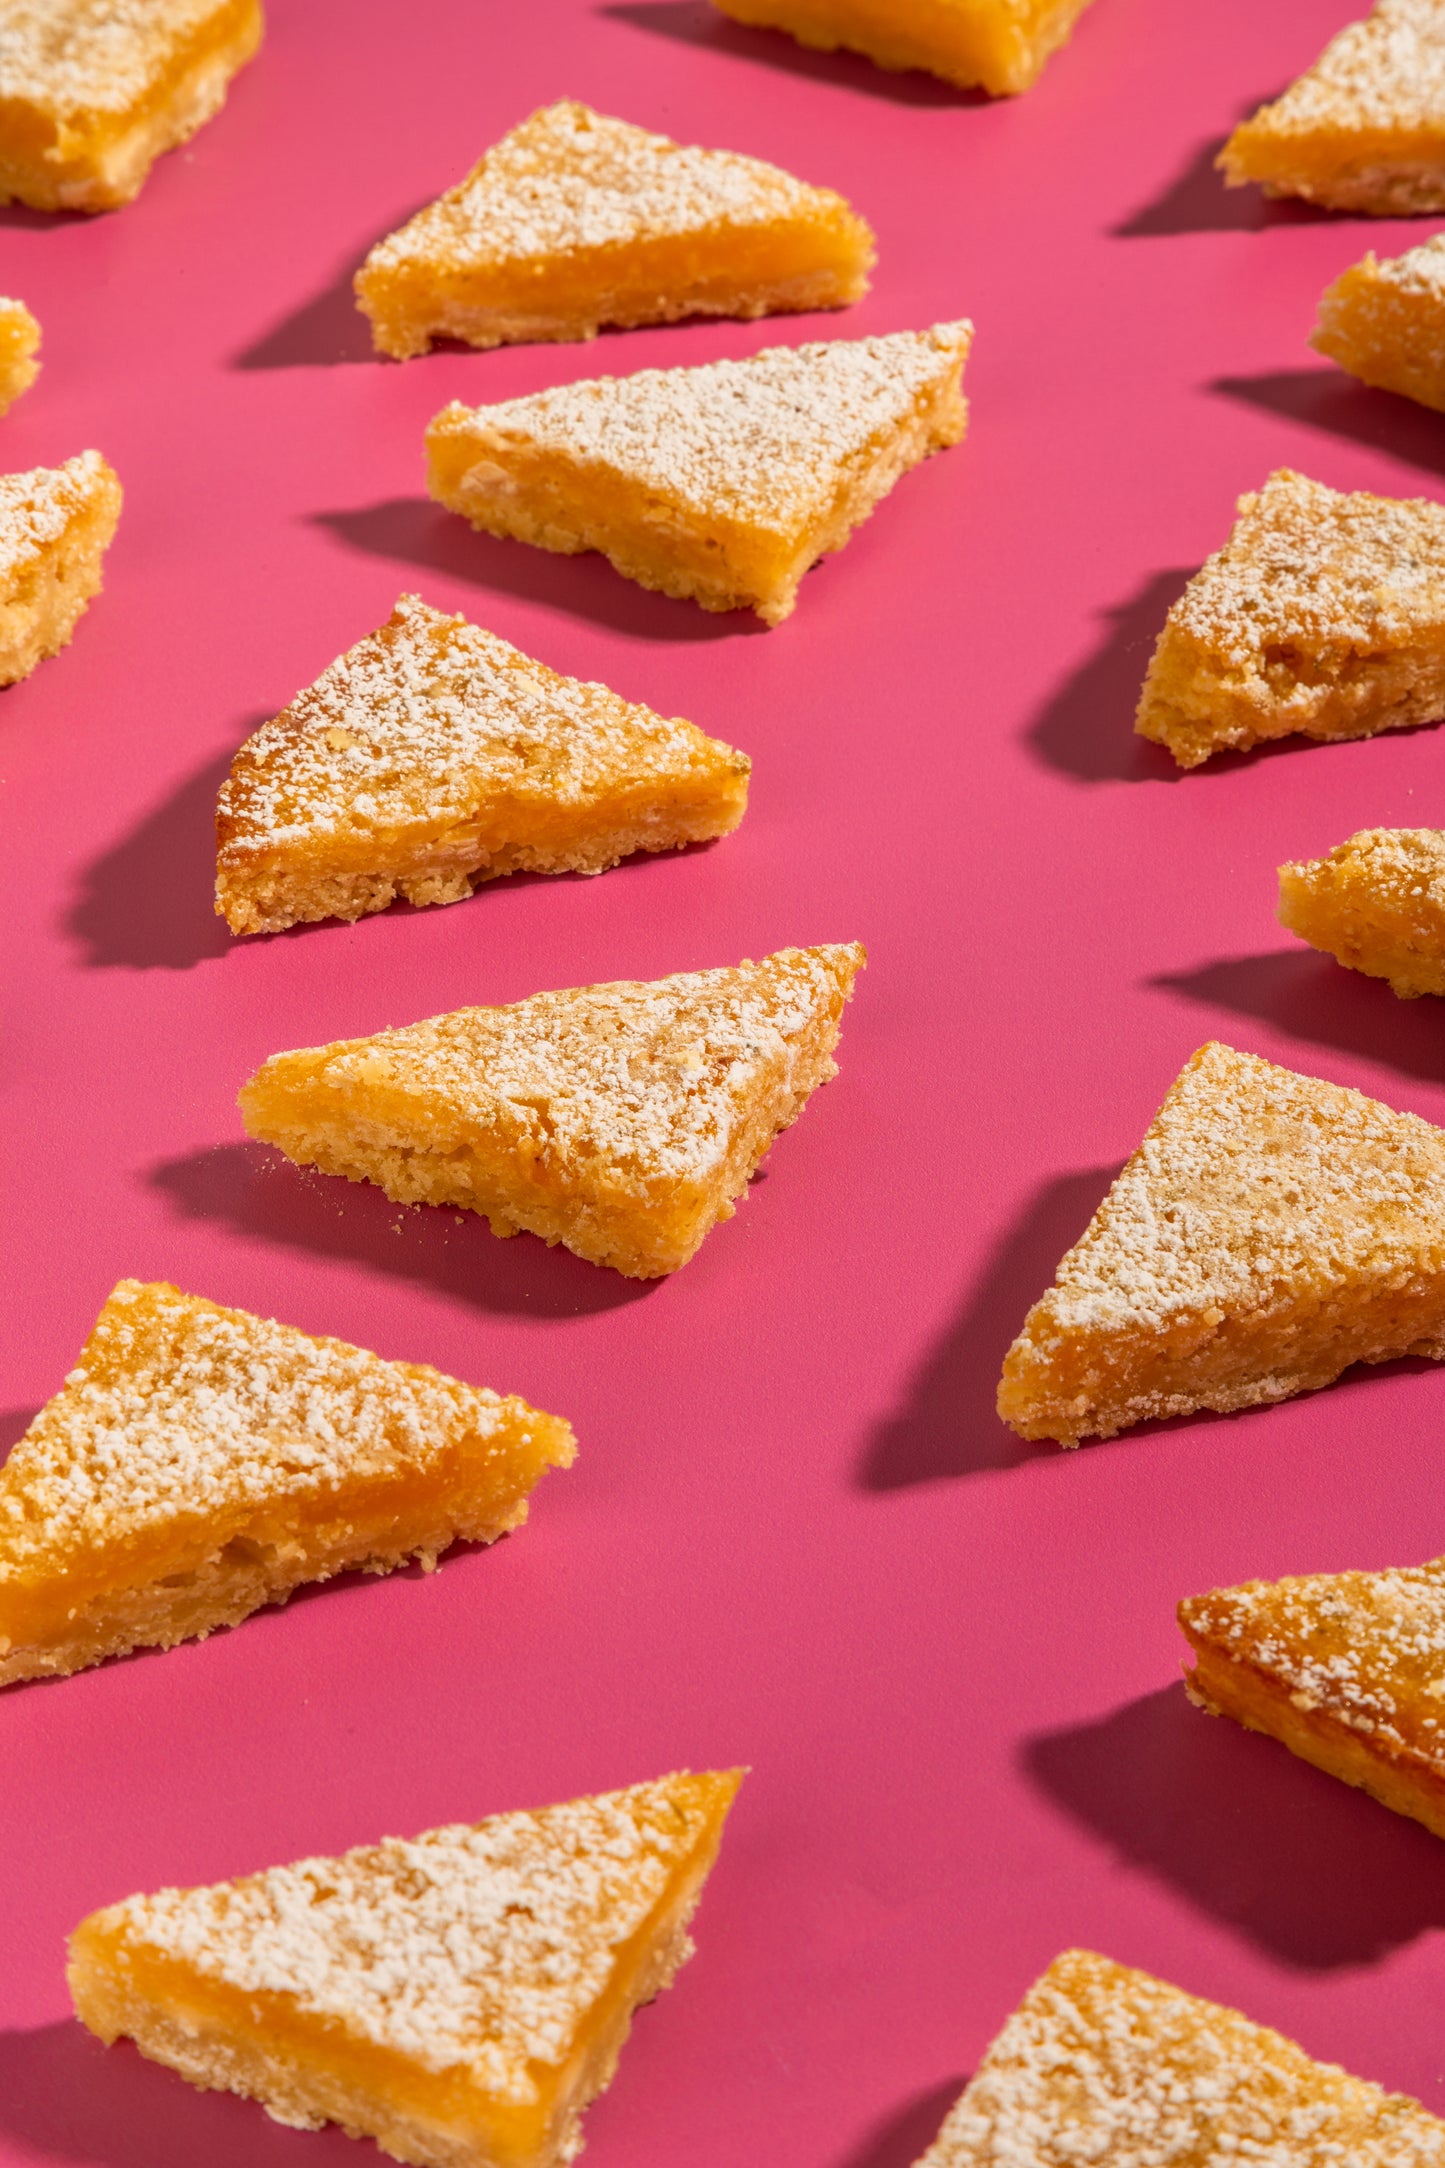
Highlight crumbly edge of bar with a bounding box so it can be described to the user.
[1135,629,1445,768]
[1218,134,1445,215]
[1278,846,1445,997]
[708,0,1096,96]
[0,471,121,686]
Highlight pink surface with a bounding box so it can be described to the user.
[6,0,1445,2159]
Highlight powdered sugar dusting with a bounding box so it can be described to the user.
[0,0,234,117]
[0,449,111,578]
[1238,0,1445,136]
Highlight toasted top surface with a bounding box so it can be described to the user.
[0,1279,556,1571]
[83,1771,742,2100]
[0,450,114,577]
[429,322,970,533]
[1182,1557,1445,1765]
[1346,231,1445,297]
[1236,0,1445,139]
[218,594,743,861]
[364,99,862,275]
[1028,1041,1445,1336]
[1161,469,1445,672]
[924,1949,1445,2165]
[246,944,864,1186]
[1284,825,1445,896]
[0,0,240,117]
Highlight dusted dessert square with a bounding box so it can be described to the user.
[1314,232,1445,410]
[1279,827,1445,997]
[0,448,120,685]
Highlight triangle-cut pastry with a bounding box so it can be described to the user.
[69,1770,743,2168]
[1220,0,1445,214]
[0,295,38,413]
[1314,233,1445,411]
[913,1948,1445,2166]
[0,449,121,685]
[1279,827,1445,998]
[0,1278,575,1687]
[239,944,864,1279]
[424,321,970,626]
[0,0,264,213]
[997,1041,1445,1446]
[709,0,1098,97]
[1181,1553,1445,1844]
[215,594,751,936]
[1135,470,1445,768]
[354,100,875,360]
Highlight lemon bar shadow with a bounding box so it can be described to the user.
[835,2075,971,2168]
[1027,570,1193,784]
[1113,124,1334,237]
[67,743,246,972]
[1152,950,1445,1088]
[148,1141,657,1319]
[311,500,767,642]
[0,2018,327,2168]
[601,1,990,105]
[860,1166,1119,1487]
[1212,368,1445,481]
[234,257,378,369]
[0,1407,39,1464]
[1024,1681,1445,1968]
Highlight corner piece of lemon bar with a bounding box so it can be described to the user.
[424,321,970,626]
[216,595,751,936]
[912,1949,1445,2166]
[0,1278,575,1687]
[0,0,264,212]
[0,449,120,686]
[709,0,1098,97]
[997,1041,1445,1446]
[1181,1555,1445,1845]
[1279,828,1445,997]
[1135,470,1445,768]
[239,944,865,1279]
[355,100,875,360]
[1313,233,1445,410]
[0,296,38,412]
[1219,0,1445,214]
[69,1770,743,2168]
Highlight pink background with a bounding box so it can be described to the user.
[5,0,1445,2159]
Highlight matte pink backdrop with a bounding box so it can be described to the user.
[5,0,1445,2160]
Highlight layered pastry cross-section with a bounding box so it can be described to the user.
[1279,827,1445,997]
[0,1278,575,1686]
[1220,0,1445,214]
[1135,469,1445,767]
[0,448,121,685]
[1313,232,1445,410]
[425,321,970,625]
[913,1949,1445,2165]
[70,1770,743,2168]
[1182,1553,1445,1845]
[356,100,875,359]
[0,0,264,212]
[709,0,1099,97]
[216,594,751,935]
[239,944,865,1279]
[998,1040,1445,1445]
[0,295,38,412]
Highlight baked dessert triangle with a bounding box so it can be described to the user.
[0,449,121,685]
[708,0,1100,97]
[355,99,875,359]
[998,1040,1445,1445]
[914,1948,1445,2165]
[216,594,751,935]
[239,944,865,1278]
[69,1770,743,2168]
[1220,0,1445,214]
[425,321,970,625]
[1135,470,1445,768]
[0,1278,575,1686]
[1313,233,1445,411]
[1181,1553,1445,1844]
[1279,827,1445,997]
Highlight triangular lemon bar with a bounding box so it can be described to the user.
[215,594,751,936]
[997,1040,1445,1446]
[69,1770,743,2168]
[1220,0,1445,214]
[1181,1554,1445,1844]
[914,1949,1445,2165]
[1279,827,1445,998]
[0,449,121,685]
[1135,470,1445,768]
[355,100,875,360]
[0,295,38,413]
[425,322,970,626]
[709,0,1099,97]
[1314,233,1445,412]
[0,1278,575,1687]
[239,944,865,1278]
